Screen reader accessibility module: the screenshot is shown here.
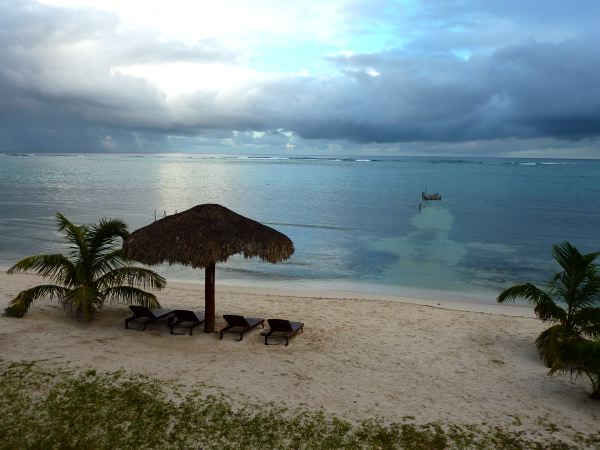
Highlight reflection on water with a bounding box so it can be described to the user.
[140,159,254,224]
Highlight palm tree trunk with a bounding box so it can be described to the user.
[204,262,216,333]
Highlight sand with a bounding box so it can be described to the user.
[0,271,598,436]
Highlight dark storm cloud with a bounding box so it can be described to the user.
[217,39,600,144]
[284,39,600,142]
[1,0,599,155]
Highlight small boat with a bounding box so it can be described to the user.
[422,191,441,201]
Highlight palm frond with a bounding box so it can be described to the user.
[552,241,582,273]
[497,283,552,305]
[574,307,600,339]
[7,254,76,286]
[103,286,160,308]
[91,249,129,278]
[95,266,166,291]
[10,285,72,312]
[88,218,129,259]
[534,324,573,367]
[56,213,90,261]
[533,298,567,323]
[575,276,600,308]
[549,242,600,308]
[582,250,600,265]
[549,339,600,396]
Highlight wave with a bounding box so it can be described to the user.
[508,161,577,166]
[235,156,290,160]
[228,156,382,163]
[1,153,383,163]
[2,153,587,167]
[428,159,482,164]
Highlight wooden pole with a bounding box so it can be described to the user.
[204,262,216,332]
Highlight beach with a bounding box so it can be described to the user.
[1,271,598,439]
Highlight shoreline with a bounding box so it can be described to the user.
[0,266,528,318]
[184,280,535,318]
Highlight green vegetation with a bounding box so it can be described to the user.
[550,338,600,399]
[498,241,600,397]
[0,361,598,450]
[4,213,165,321]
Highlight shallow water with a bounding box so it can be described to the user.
[1,153,599,301]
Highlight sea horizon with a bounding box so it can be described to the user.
[2,151,600,161]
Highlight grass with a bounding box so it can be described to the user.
[0,361,598,449]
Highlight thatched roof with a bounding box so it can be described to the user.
[123,204,294,268]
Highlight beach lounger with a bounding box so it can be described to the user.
[261,319,304,346]
[219,314,264,341]
[169,310,205,335]
[125,305,174,331]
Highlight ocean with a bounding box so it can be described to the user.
[1,153,599,302]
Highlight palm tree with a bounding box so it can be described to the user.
[550,338,600,399]
[497,241,600,366]
[6,213,166,322]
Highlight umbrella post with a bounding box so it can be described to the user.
[204,262,216,332]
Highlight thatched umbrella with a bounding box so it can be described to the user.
[123,204,294,332]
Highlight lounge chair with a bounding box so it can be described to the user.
[125,305,174,331]
[261,319,304,346]
[219,314,264,341]
[169,310,205,335]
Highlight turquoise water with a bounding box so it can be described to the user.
[1,153,599,301]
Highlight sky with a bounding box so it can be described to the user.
[1,0,600,157]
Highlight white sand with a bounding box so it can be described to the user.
[0,272,598,435]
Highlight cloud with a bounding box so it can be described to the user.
[0,0,235,150]
[200,39,600,145]
[0,0,599,156]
